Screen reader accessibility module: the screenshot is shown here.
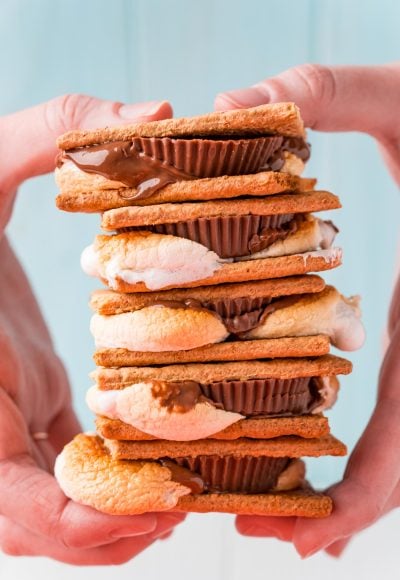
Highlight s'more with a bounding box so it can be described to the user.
[54,102,364,518]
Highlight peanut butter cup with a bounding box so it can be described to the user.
[170,455,291,493]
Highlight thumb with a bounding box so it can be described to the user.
[0,95,172,192]
[215,63,400,184]
[215,63,400,138]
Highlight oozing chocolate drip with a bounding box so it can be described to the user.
[168,455,291,493]
[62,140,194,200]
[60,135,310,200]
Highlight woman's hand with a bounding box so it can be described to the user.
[215,63,400,558]
[0,95,186,565]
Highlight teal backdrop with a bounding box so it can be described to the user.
[1,1,400,578]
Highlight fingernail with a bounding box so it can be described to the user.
[299,545,323,559]
[217,86,270,109]
[110,514,157,538]
[242,525,285,539]
[119,101,166,119]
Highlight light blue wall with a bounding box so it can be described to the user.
[4,0,400,492]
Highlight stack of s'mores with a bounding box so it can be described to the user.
[55,104,364,518]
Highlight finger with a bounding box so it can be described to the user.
[292,323,400,557]
[0,391,159,548]
[323,477,400,559]
[235,516,296,541]
[215,63,400,139]
[324,537,351,558]
[0,95,173,192]
[0,515,156,566]
[0,456,161,548]
[48,405,82,454]
[0,512,184,564]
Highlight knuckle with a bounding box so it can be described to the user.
[293,63,336,106]
[54,527,84,550]
[49,93,95,133]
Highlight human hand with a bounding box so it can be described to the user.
[0,95,186,565]
[215,63,400,557]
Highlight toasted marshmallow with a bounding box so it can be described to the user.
[245,286,365,351]
[241,216,337,261]
[81,244,101,277]
[81,232,222,291]
[55,434,191,514]
[91,306,228,352]
[274,459,306,491]
[312,376,340,414]
[281,152,305,176]
[87,383,243,441]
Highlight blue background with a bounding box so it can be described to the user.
[1,0,400,577]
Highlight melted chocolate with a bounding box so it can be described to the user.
[151,380,204,413]
[63,140,195,200]
[172,455,290,493]
[201,296,273,334]
[160,458,205,494]
[150,213,299,259]
[153,294,301,335]
[61,135,310,201]
[150,376,323,417]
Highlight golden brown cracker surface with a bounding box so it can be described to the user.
[92,355,352,390]
[104,433,347,460]
[93,335,331,367]
[95,414,330,441]
[175,490,332,517]
[101,191,340,230]
[90,275,325,314]
[56,172,317,212]
[57,103,305,149]
[108,250,343,293]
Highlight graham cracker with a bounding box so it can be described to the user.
[108,248,343,293]
[90,275,325,314]
[104,433,347,460]
[57,103,305,150]
[101,191,340,230]
[94,336,331,367]
[56,172,317,213]
[91,354,352,390]
[95,414,330,441]
[175,490,332,518]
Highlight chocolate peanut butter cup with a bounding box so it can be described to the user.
[201,377,321,416]
[147,213,299,259]
[171,455,291,493]
[134,135,292,177]
[148,376,322,417]
[201,295,273,333]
